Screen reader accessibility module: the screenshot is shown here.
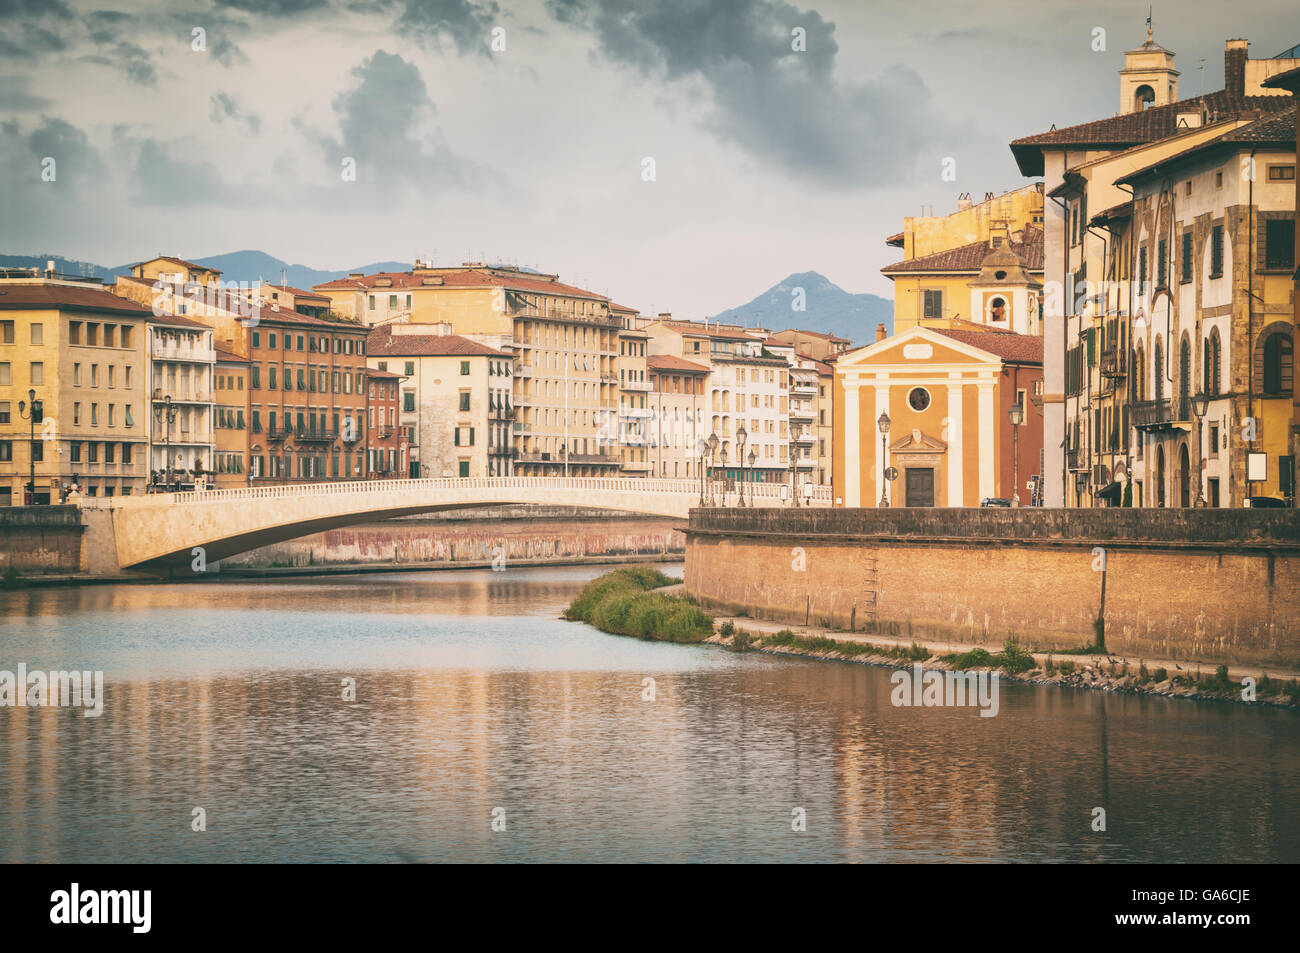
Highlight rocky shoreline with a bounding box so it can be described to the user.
[702,625,1300,710]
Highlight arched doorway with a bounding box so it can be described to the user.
[1155,445,1166,507]
[1178,443,1190,508]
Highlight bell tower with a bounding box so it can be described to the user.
[1119,19,1179,114]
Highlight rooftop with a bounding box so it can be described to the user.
[882,225,1044,275]
[366,324,509,358]
[0,281,154,316]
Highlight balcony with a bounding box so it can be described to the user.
[790,382,818,397]
[266,426,291,442]
[295,428,339,443]
[620,460,653,472]
[794,431,816,445]
[1132,397,1191,432]
[1099,348,1127,380]
[621,379,652,392]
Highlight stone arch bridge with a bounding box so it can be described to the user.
[77,476,831,573]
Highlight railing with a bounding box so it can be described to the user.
[76,475,834,507]
[1132,398,1189,430]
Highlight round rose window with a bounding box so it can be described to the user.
[908,387,931,412]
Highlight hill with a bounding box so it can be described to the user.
[711,271,891,347]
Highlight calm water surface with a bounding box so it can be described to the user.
[1,564,1297,863]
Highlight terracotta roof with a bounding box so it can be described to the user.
[262,284,329,302]
[0,282,153,316]
[794,352,833,374]
[129,255,220,274]
[148,312,212,330]
[882,225,1043,275]
[886,232,904,247]
[775,328,851,343]
[647,354,710,374]
[1010,89,1293,175]
[315,267,611,302]
[1115,106,1297,185]
[654,319,755,341]
[933,328,1043,364]
[608,301,639,313]
[366,367,404,379]
[115,275,364,331]
[366,324,508,358]
[1261,65,1300,91]
[214,346,248,363]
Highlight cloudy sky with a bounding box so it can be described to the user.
[2,0,1296,314]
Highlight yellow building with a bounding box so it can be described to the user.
[317,264,625,477]
[128,255,223,288]
[213,346,250,488]
[0,277,152,503]
[616,312,652,476]
[883,185,1045,332]
[833,326,1044,508]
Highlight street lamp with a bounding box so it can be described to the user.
[747,449,756,508]
[706,432,719,506]
[718,447,729,507]
[788,438,799,506]
[736,425,748,507]
[697,437,709,506]
[877,410,891,508]
[1008,401,1024,506]
[155,395,178,492]
[1191,391,1209,507]
[17,389,43,505]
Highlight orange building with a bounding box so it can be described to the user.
[833,326,1043,507]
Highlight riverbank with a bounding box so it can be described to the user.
[563,574,1300,708]
[702,607,1300,709]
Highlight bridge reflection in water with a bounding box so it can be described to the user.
[78,476,831,571]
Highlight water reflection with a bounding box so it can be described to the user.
[1,565,1297,863]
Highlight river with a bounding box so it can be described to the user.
[1,563,1297,863]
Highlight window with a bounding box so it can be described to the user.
[460,361,470,375]
[0,362,8,386]
[69,442,80,463]
[1264,218,1295,271]
[30,361,43,385]
[30,323,43,345]
[1156,238,1167,288]
[458,391,470,412]
[1210,224,1224,277]
[405,361,416,376]
[0,321,12,344]
[252,331,260,348]
[269,332,277,349]
[1180,231,1193,283]
[1267,164,1296,181]
[1258,326,1294,396]
[403,391,415,412]
[459,460,470,477]
[1138,246,1147,286]
[1215,170,1223,189]
[907,387,931,412]
[1205,328,1222,396]
[922,289,943,319]
[0,401,7,424]
[0,441,9,462]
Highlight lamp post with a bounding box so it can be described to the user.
[877,411,891,508]
[155,395,178,492]
[1008,401,1024,506]
[697,438,709,506]
[736,425,748,506]
[1191,391,1209,507]
[718,447,729,507]
[17,389,43,505]
[747,449,757,507]
[788,438,799,506]
[706,432,719,506]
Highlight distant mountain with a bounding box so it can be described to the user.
[185,250,414,289]
[712,271,891,347]
[0,254,121,281]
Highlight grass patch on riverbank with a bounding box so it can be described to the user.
[563,568,710,643]
[941,639,1037,675]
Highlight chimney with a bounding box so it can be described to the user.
[348,272,364,279]
[1225,39,1248,100]
[875,323,887,342]
[957,192,972,211]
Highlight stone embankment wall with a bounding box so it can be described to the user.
[0,506,82,573]
[221,507,684,570]
[685,508,1300,668]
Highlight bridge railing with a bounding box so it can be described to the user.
[75,476,833,508]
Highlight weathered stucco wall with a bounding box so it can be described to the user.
[686,508,1300,668]
[222,513,685,570]
[0,506,83,573]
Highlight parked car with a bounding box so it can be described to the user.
[1244,496,1288,508]
[980,497,1013,507]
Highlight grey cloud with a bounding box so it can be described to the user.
[26,117,108,188]
[130,137,236,205]
[0,75,52,109]
[209,0,328,15]
[545,0,951,187]
[381,0,502,55]
[210,91,262,134]
[313,49,499,191]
